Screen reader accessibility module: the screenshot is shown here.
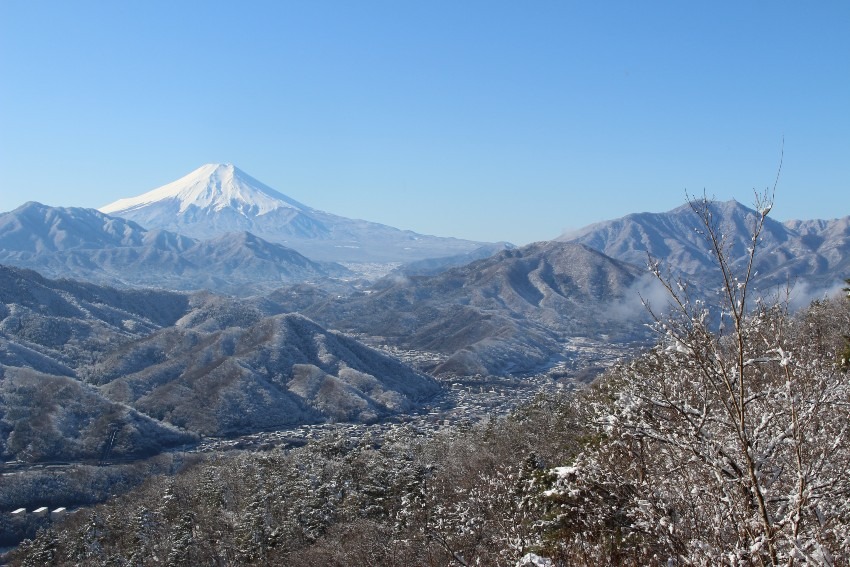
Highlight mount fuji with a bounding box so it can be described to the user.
[100,164,487,263]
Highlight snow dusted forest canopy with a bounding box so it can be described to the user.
[3,192,849,566]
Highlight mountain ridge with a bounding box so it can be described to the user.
[0,202,350,295]
[99,163,487,262]
[0,266,440,459]
[559,199,850,295]
[301,240,652,376]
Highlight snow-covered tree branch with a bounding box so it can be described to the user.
[535,194,850,565]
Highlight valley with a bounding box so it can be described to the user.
[1,168,848,562]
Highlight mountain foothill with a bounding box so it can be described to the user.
[1,164,848,467]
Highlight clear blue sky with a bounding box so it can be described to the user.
[1,1,848,245]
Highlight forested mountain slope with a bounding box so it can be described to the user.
[560,199,850,294]
[0,267,438,461]
[304,241,652,375]
[86,313,439,436]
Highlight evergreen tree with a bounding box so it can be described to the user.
[19,529,57,567]
[166,512,195,567]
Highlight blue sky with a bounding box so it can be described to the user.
[1,1,847,245]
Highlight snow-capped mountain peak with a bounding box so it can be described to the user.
[97,163,487,262]
[100,163,308,217]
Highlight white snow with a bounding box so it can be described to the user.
[94,163,483,262]
[99,163,308,217]
[517,553,554,567]
[552,465,579,478]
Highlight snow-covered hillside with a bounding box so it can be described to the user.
[559,199,850,295]
[0,202,350,295]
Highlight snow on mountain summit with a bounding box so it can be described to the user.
[98,163,486,262]
[100,163,308,217]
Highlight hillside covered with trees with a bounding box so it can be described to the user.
[8,196,850,565]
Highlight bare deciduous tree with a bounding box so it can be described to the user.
[537,192,850,565]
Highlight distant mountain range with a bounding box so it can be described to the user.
[4,167,846,301]
[389,242,516,277]
[0,202,351,295]
[559,199,850,297]
[100,163,486,263]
